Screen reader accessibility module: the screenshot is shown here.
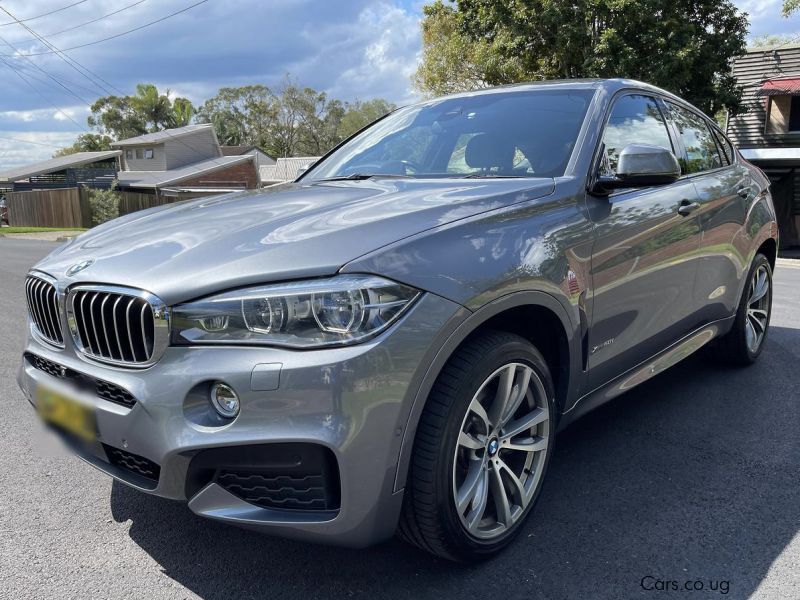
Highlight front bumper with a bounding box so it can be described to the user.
[17,292,465,548]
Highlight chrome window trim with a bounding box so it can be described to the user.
[65,284,170,369]
[26,270,65,350]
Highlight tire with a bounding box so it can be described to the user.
[398,330,556,561]
[714,253,773,366]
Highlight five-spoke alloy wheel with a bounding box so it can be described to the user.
[453,363,550,538]
[399,331,555,561]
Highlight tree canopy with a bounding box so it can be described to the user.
[87,83,195,140]
[414,0,749,116]
[57,79,395,159]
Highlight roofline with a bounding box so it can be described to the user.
[111,124,216,147]
[119,155,254,188]
[0,150,122,182]
[745,42,800,53]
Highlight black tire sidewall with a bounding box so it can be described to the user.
[735,254,773,362]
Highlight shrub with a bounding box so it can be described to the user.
[85,182,120,226]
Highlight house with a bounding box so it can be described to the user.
[0,151,120,191]
[220,145,276,169]
[260,156,320,186]
[113,124,259,198]
[727,43,800,249]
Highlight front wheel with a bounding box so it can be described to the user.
[398,331,556,561]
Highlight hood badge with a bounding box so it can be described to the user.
[66,259,95,277]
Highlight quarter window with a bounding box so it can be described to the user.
[602,95,673,173]
[667,103,723,174]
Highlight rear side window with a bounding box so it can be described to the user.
[667,103,723,174]
[602,95,673,173]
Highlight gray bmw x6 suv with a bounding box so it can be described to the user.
[18,79,777,561]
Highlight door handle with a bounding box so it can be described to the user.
[677,199,700,216]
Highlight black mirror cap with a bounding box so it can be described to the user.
[592,144,681,194]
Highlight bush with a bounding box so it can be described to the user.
[85,182,120,226]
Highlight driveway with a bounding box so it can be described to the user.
[1,238,797,600]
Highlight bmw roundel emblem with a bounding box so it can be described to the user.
[66,259,95,277]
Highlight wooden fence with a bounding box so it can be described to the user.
[5,188,183,227]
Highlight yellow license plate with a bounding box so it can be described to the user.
[37,386,96,442]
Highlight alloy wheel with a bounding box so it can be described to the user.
[452,362,550,540]
[745,264,770,353]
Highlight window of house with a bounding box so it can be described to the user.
[125,150,133,160]
[667,102,723,174]
[135,148,143,159]
[144,148,154,159]
[602,94,673,174]
[767,95,800,133]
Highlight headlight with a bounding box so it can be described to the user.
[170,275,421,348]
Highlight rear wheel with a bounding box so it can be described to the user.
[714,253,773,366]
[398,331,555,561]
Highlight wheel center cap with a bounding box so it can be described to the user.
[487,437,499,457]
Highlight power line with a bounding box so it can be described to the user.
[0,135,64,148]
[0,5,121,97]
[3,0,210,56]
[0,0,89,27]
[13,0,148,43]
[0,33,94,104]
[0,55,86,130]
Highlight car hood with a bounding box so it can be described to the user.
[36,178,554,304]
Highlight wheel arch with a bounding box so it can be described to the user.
[393,290,582,493]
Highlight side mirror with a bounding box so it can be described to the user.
[593,144,681,194]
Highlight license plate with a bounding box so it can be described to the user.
[37,386,96,442]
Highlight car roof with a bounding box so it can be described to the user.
[414,78,687,107]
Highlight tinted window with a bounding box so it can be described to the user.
[712,129,735,165]
[602,95,673,173]
[667,103,722,174]
[305,90,595,181]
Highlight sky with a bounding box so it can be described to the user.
[0,0,794,169]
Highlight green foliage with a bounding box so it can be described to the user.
[415,0,749,116]
[53,133,113,157]
[196,79,396,157]
[750,33,797,48]
[784,0,800,17]
[87,83,195,139]
[61,79,394,159]
[85,182,120,226]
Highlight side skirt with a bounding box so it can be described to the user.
[558,315,735,429]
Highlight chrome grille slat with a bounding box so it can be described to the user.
[67,285,165,368]
[25,275,63,347]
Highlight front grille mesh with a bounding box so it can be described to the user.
[217,471,334,511]
[25,276,63,346]
[26,353,136,408]
[104,445,160,483]
[70,290,155,365]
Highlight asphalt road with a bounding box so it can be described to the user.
[0,237,797,600]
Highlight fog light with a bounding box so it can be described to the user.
[210,382,240,418]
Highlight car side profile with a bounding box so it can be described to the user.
[17,79,777,561]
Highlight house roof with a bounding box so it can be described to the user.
[0,150,121,182]
[259,156,319,182]
[755,77,800,96]
[112,124,215,147]
[117,155,253,189]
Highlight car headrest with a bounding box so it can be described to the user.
[465,133,516,171]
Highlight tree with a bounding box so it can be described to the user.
[53,133,113,157]
[415,0,749,115]
[750,33,797,48]
[784,0,800,17]
[338,98,397,139]
[195,85,279,147]
[87,83,195,139]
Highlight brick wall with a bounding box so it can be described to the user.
[176,160,259,189]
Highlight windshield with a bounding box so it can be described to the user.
[303,88,595,182]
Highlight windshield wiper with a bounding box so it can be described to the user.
[317,173,413,182]
[461,173,525,179]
